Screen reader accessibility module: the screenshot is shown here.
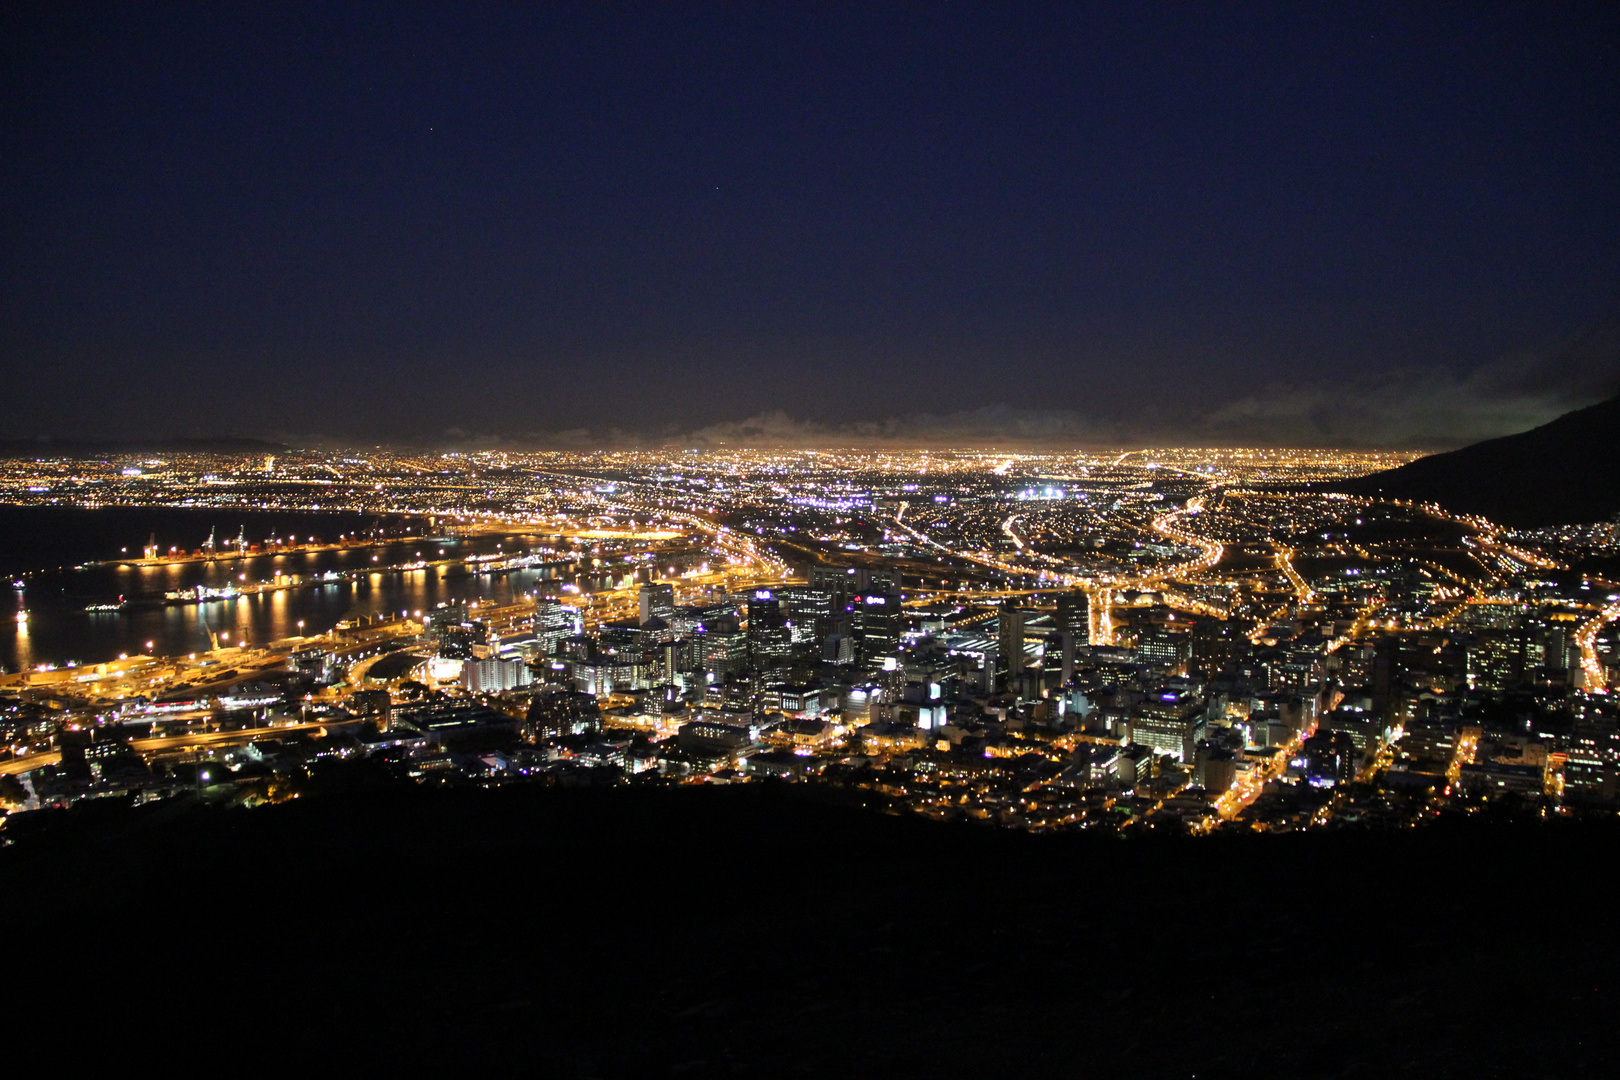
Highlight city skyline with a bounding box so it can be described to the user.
[3,439,1616,828]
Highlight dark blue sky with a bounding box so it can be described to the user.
[3,2,1618,447]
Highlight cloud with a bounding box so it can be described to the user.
[1201,325,1620,448]
[1194,373,1572,449]
[643,370,1618,451]
[652,324,1620,450]
[428,381,1612,452]
[413,319,1620,452]
[682,410,833,446]
[665,406,1126,449]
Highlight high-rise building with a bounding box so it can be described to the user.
[428,602,470,631]
[810,566,860,614]
[1131,689,1207,761]
[745,588,793,671]
[746,589,784,631]
[1055,592,1089,641]
[811,566,900,615]
[1053,630,1076,687]
[1190,618,1240,677]
[437,621,487,660]
[999,604,1027,677]
[638,583,675,626]
[855,591,901,663]
[535,602,583,657]
[775,583,833,624]
[461,656,533,693]
[696,626,749,680]
[1301,729,1358,786]
[1137,624,1192,673]
[656,638,693,682]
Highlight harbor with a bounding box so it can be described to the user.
[1,506,579,672]
[82,551,579,611]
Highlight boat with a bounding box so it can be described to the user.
[164,585,242,605]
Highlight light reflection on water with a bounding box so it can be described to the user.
[12,611,31,673]
[4,532,574,671]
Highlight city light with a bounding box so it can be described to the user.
[0,443,1614,837]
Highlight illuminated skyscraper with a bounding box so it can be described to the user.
[639,582,675,626]
[855,591,900,663]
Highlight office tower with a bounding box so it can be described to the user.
[639,582,675,626]
[999,604,1027,677]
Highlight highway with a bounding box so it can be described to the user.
[1274,546,1317,604]
[132,721,335,753]
[0,751,60,776]
[1001,514,1027,552]
[1574,599,1620,691]
[1,721,339,777]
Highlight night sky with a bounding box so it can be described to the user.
[3,3,1618,448]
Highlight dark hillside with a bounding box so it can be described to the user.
[1332,395,1620,527]
[3,783,1617,1076]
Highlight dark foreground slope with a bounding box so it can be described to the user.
[5,784,1618,1077]
[1332,394,1620,527]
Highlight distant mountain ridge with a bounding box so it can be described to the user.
[1330,394,1620,527]
[0,436,288,459]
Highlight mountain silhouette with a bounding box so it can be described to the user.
[1332,394,1620,527]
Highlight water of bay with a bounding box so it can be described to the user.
[0,506,570,672]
